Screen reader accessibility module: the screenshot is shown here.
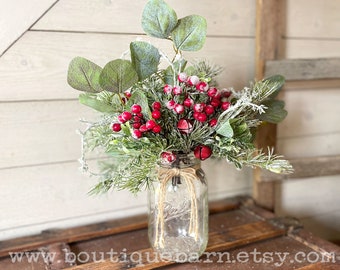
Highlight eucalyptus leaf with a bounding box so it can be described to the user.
[171,15,207,51]
[67,57,103,93]
[78,93,116,113]
[126,90,151,118]
[130,41,160,80]
[258,100,287,123]
[216,119,234,138]
[99,59,138,93]
[142,0,177,39]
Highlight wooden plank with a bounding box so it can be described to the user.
[0,31,254,101]
[286,0,340,39]
[253,0,284,210]
[285,79,340,90]
[67,221,285,269]
[32,0,255,37]
[260,155,340,181]
[0,0,57,55]
[265,58,340,81]
[0,198,241,258]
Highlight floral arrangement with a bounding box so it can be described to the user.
[67,0,293,194]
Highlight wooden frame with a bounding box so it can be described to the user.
[253,0,340,210]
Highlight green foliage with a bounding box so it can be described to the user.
[258,100,287,123]
[67,57,103,93]
[172,15,207,51]
[99,59,138,93]
[216,119,233,138]
[126,90,151,119]
[130,41,161,81]
[142,0,177,39]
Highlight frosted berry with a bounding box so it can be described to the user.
[146,120,156,130]
[166,100,176,109]
[118,114,126,123]
[193,103,205,113]
[121,111,132,121]
[132,122,142,129]
[204,105,215,115]
[174,104,184,114]
[183,97,193,108]
[207,87,218,98]
[177,119,193,134]
[132,129,142,139]
[111,123,121,132]
[172,86,182,95]
[196,81,209,92]
[187,75,200,86]
[151,110,161,119]
[164,84,173,94]
[161,152,176,163]
[124,91,132,98]
[194,145,212,161]
[209,118,218,127]
[221,101,231,111]
[131,104,142,114]
[152,101,161,110]
[152,125,162,133]
[178,72,187,83]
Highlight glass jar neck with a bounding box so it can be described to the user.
[160,152,199,169]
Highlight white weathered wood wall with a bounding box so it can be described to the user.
[0,0,339,242]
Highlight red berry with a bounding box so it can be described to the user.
[193,112,200,120]
[132,122,142,129]
[194,103,205,113]
[178,73,187,83]
[177,119,193,134]
[133,115,142,122]
[132,129,142,139]
[152,125,162,133]
[161,152,176,163]
[172,86,182,95]
[209,118,218,127]
[121,111,132,121]
[204,105,215,115]
[221,101,231,111]
[196,81,209,92]
[207,87,218,97]
[146,120,156,130]
[210,98,221,108]
[111,123,121,132]
[174,104,184,114]
[152,102,161,110]
[194,145,212,161]
[164,84,172,94]
[222,90,231,98]
[124,91,132,98]
[196,112,207,122]
[183,97,193,108]
[131,104,142,114]
[152,110,161,119]
[139,124,148,133]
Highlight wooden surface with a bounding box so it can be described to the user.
[265,58,340,80]
[0,197,339,270]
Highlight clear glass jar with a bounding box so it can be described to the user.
[148,153,208,262]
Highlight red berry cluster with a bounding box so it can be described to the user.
[111,103,162,139]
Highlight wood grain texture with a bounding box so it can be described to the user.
[0,0,57,55]
[265,58,340,80]
[31,0,256,37]
[0,31,254,101]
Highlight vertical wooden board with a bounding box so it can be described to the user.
[286,0,340,39]
[277,88,340,138]
[32,0,256,37]
[0,31,255,101]
[0,100,97,168]
[0,0,57,55]
[285,39,340,59]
